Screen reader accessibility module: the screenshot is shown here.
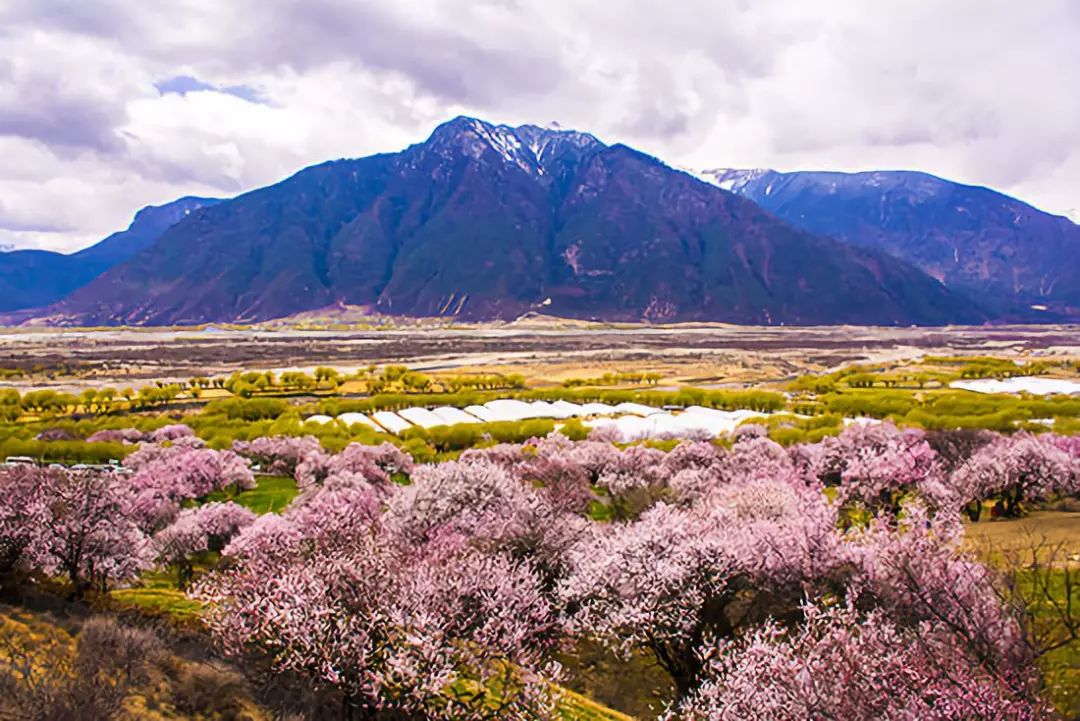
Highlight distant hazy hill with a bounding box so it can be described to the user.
[34,118,981,326]
[700,168,1080,320]
[0,197,220,312]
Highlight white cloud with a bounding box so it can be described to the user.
[0,0,1077,252]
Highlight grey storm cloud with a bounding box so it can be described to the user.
[0,0,791,128]
[2,0,569,107]
[233,1,567,104]
[0,211,72,234]
[0,0,1079,251]
[0,96,125,154]
[0,53,128,153]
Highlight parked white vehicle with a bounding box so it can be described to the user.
[3,456,37,466]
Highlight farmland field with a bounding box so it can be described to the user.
[1,322,1078,720]
[1,321,1077,393]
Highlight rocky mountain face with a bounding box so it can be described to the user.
[700,168,1080,320]
[37,119,983,326]
[0,197,220,312]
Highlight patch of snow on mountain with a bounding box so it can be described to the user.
[677,166,725,186]
[514,124,603,169]
[471,120,541,176]
[693,168,773,193]
[525,135,549,162]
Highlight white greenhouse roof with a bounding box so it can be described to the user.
[464,405,500,423]
[319,396,785,439]
[430,406,481,425]
[526,400,565,418]
[550,400,587,417]
[585,408,775,441]
[337,412,380,430]
[842,416,880,427]
[613,402,664,417]
[483,399,534,422]
[397,407,447,429]
[951,376,1080,396]
[371,411,413,435]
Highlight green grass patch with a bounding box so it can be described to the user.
[108,587,204,623]
[1018,567,1080,717]
[1040,633,1080,718]
[209,474,298,514]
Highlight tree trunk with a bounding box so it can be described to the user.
[1004,487,1022,518]
[177,561,193,591]
[67,560,86,600]
[343,693,358,721]
[965,501,982,522]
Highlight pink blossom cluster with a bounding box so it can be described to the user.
[197,478,562,719]
[6,423,1072,717]
[1,459,257,596]
[150,423,196,442]
[666,600,1050,721]
[85,423,196,444]
[458,441,530,468]
[233,434,324,476]
[0,464,49,582]
[386,457,588,586]
[719,435,798,484]
[518,434,670,518]
[431,427,1080,525]
[125,443,254,531]
[86,427,150,444]
[295,441,413,490]
[798,422,948,515]
[557,470,841,697]
[153,501,255,587]
[951,431,1080,518]
[557,471,1045,713]
[0,465,153,597]
[1050,433,1080,459]
[155,501,256,558]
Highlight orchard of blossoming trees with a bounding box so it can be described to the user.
[1,421,1078,719]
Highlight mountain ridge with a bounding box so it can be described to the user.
[698,167,1080,320]
[0,196,221,312]
[21,118,984,326]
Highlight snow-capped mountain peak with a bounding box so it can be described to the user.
[424,116,604,179]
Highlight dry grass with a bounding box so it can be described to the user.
[963,510,1080,716]
[964,511,1080,565]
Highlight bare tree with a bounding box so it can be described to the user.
[0,615,163,721]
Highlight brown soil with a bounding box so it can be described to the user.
[0,323,1076,394]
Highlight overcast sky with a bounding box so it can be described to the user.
[2,0,1078,252]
